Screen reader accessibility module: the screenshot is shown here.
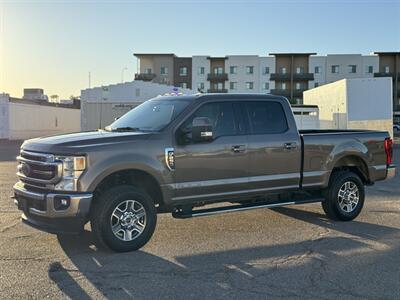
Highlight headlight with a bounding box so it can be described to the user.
[54,156,86,191]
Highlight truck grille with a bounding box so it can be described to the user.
[17,150,62,189]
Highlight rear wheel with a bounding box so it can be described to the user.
[91,185,157,252]
[322,171,365,221]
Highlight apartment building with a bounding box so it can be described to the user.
[269,53,315,104]
[133,52,398,110]
[373,52,400,111]
[309,54,378,88]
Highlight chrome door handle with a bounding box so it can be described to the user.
[284,142,297,150]
[231,145,246,153]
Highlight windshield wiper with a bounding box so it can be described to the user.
[107,126,142,132]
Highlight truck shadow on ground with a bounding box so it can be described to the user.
[51,208,400,299]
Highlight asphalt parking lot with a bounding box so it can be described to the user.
[0,140,399,299]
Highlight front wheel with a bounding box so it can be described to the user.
[322,171,365,221]
[91,185,157,252]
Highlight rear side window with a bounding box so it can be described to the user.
[245,101,288,134]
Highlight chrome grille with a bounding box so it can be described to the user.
[17,150,62,188]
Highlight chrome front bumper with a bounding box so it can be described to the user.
[13,181,92,218]
[387,164,396,180]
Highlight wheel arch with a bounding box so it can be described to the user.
[329,155,370,184]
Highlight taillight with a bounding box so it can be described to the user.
[384,138,393,165]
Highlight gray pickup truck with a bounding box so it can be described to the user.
[13,94,395,252]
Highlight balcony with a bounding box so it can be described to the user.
[207,73,228,81]
[293,73,314,80]
[134,73,156,81]
[270,89,291,97]
[270,89,307,97]
[207,88,228,93]
[270,73,314,80]
[374,72,394,78]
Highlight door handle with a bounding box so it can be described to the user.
[231,145,246,153]
[283,142,297,150]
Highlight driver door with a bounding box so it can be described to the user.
[172,101,249,203]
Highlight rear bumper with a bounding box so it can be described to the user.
[387,164,396,180]
[13,181,92,234]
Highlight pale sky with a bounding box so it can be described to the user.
[0,0,399,99]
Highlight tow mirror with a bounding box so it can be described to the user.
[192,117,213,142]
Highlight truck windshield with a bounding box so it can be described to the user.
[106,98,192,132]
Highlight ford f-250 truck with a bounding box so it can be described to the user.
[13,94,396,252]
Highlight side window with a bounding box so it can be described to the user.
[178,102,236,144]
[245,101,288,134]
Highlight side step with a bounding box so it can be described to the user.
[172,198,324,219]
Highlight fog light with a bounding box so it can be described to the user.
[54,196,70,211]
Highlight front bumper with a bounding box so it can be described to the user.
[387,164,396,180]
[13,181,92,234]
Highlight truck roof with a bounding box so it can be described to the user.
[155,93,287,102]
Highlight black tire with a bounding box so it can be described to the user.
[91,185,157,252]
[322,171,365,221]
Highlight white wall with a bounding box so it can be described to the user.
[0,94,10,139]
[303,78,393,136]
[191,56,210,92]
[225,55,260,93]
[8,101,80,140]
[259,56,275,93]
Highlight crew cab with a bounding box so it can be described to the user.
[13,94,396,252]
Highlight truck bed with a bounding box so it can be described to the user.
[299,129,390,189]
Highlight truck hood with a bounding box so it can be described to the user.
[21,130,153,154]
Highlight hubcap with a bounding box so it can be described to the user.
[110,200,146,242]
[338,181,359,213]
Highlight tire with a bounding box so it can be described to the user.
[91,185,157,252]
[322,171,365,221]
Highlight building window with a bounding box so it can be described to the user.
[144,68,152,74]
[213,82,223,90]
[314,82,319,88]
[280,67,287,74]
[331,65,339,74]
[281,82,286,90]
[160,67,168,75]
[314,66,321,74]
[296,67,304,74]
[262,82,269,90]
[295,82,301,90]
[180,67,188,76]
[198,67,205,75]
[384,66,390,73]
[348,65,357,73]
[230,82,237,90]
[246,66,254,74]
[197,82,205,91]
[214,67,223,75]
[246,82,254,90]
[262,67,270,75]
[366,66,373,73]
[181,82,188,89]
[230,66,237,74]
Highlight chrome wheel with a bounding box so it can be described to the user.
[337,181,359,213]
[110,200,147,242]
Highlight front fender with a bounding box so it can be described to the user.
[79,152,171,192]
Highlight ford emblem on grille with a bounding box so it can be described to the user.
[20,163,32,177]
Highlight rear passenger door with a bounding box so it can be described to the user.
[243,100,301,193]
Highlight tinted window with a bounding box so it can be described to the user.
[179,102,236,143]
[245,101,288,134]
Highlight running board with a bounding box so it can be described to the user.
[172,198,324,219]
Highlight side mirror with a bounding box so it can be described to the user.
[192,117,213,143]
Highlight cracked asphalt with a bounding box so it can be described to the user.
[0,140,399,299]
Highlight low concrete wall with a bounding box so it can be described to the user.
[8,101,80,140]
[348,120,393,139]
